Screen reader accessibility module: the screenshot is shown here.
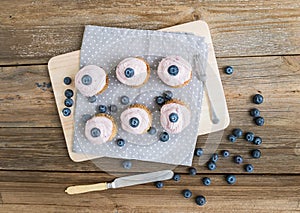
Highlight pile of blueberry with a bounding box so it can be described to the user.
[62,77,73,117]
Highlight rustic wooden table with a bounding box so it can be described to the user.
[1,1,300,212]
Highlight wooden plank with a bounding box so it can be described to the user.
[0,171,299,212]
[0,0,299,65]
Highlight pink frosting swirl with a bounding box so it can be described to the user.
[120,106,152,134]
[85,115,115,144]
[160,102,191,134]
[75,65,107,97]
[116,57,149,87]
[157,56,192,87]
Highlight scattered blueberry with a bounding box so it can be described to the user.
[182,189,192,198]
[194,148,203,157]
[245,132,255,142]
[245,164,254,173]
[226,175,236,184]
[116,139,125,147]
[168,65,179,76]
[108,104,118,113]
[81,75,92,85]
[122,160,132,169]
[202,177,211,186]
[155,181,164,188]
[211,153,219,163]
[98,105,107,113]
[250,108,260,117]
[62,108,71,116]
[233,128,243,138]
[63,77,72,85]
[222,150,230,158]
[64,98,73,107]
[64,89,73,98]
[159,132,170,142]
[147,127,157,135]
[253,136,262,145]
[195,195,206,206]
[207,161,216,170]
[82,114,92,122]
[120,96,130,105]
[251,149,261,159]
[234,155,243,164]
[88,95,97,103]
[228,134,237,143]
[90,128,101,137]
[189,167,197,176]
[129,117,139,128]
[156,96,165,105]
[254,116,265,126]
[163,90,173,100]
[224,66,233,75]
[169,113,179,123]
[173,173,181,181]
[124,68,134,78]
[253,94,264,104]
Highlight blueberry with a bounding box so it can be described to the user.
[168,65,179,76]
[64,98,73,107]
[163,91,173,100]
[63,77,72,85]
[253,94,264,104]
[120,96,130,105]
[122,160,132,169]
[62,108,71,116]
[228,134,237,143]
[234,155,243,164]
[194,148,203,157]
[195,195,206,206]
[169,113,179,123]
[251,149,261,159]
[81,75,92,85]
[124,68,134,78]
[233,128,243,138]
[88,95,97,103]
[159,132,169,142]
[156,96,165,106]
[98,105,107,113]
[147,127,157,135]
[116,139,125,147]
[173,173,181,181]
[245,164,254,173]
[129,117,139,128]
[108,104,118,113]
[82,114,92,122]
[207,161,216,170]
[155,181,164,188]
[182,189,192,198]
[189,167,197,176]
[245,132,255,142]
[250,108,260,117]
[211,153,219,163]
[254,116,264,126]
[226,175,236,184]
[90,128,101,137]
[222,150,230,158]
[64,89,73,98]
[202,177,211,186]
[224,66,233,75]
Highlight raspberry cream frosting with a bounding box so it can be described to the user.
[116,57,149,87]
[85,115,116,144]
[75,65,108,97]
[120,105,152,134]
[160,101,191,134]
[157,56,192,87]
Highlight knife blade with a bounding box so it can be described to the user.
[65,170,174,195]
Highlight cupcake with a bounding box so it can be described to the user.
[120,104,152,134]
[75,65,108,97]
[160,99,191,134]
[84,114,117,144]
[116,57,150,87]
[157,56,192,88]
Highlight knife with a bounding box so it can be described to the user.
[65,170,174,195]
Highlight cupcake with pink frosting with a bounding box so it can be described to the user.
[160,99,191,134]
[157,56,192,88]
[84,114,117,144]
[116,57,150,87]
[75,65,108,97]
[120,104,152,134]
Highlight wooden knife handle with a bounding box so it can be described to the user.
[65,182,108,195]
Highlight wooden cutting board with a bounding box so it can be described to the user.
[48,20,229,162]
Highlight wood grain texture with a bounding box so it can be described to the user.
[0,0,299,65]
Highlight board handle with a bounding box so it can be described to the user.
[65,182,108,195]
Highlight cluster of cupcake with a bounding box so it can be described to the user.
[74,56,193,145]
